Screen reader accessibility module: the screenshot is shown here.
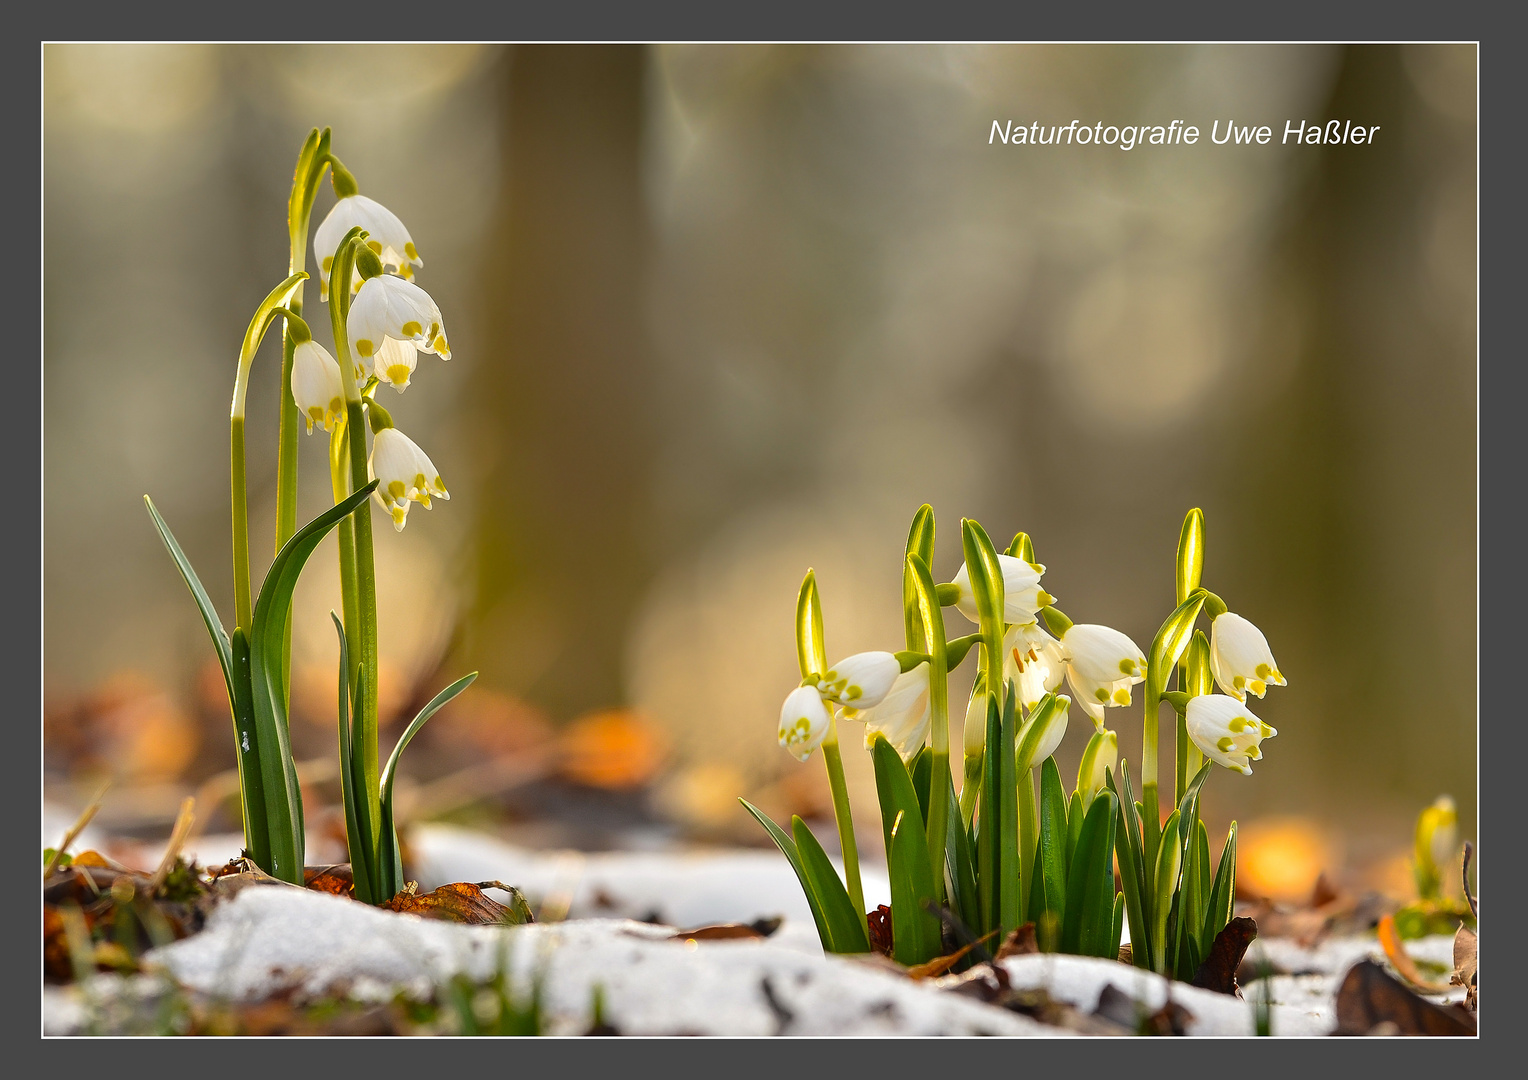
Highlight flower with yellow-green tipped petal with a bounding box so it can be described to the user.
[373,335,419,392]
[1015,692,1070,772]
[290,340,345,434]
[315,194,423,301]
[1185,693,1276,776]
[1058,623,1146,728]
[1076,728,1118,810]
[1003,621,1067,712]
[853,662,931,762]
[1209,612,1286,701]
[368,425,449,532]
[814,651,901,714]
[348,276,451,370]
[951,554,1054,625]
[778,684,832,763]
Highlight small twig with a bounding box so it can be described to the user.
[1461,841,1477,920]
[45,781,111,880]
[148,797,196,896]
[921,900,996,967]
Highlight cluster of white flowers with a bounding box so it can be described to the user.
[289,192,453,532]
[776,539,1286,780]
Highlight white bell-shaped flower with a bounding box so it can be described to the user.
[951,554,1053,625]
[778,685,832,763]
[1059,623,1147,728]
[1185,694,1276,776]
[1209,612,1286,701]
[815,651,900,713]
[290,340,345,434]
[348,276,451,369]
[315,194,423,301]
[1003,621,1066,712]
[963,680,989,758]
[373,336,419,392]
[855,662,931,762]
[368,426,449,532]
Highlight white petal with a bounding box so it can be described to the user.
[817,651,900,709]
[1185,693,1274,776]
[951,554,1049,625]
[315,195,422,299]
[374,336,418,392]
[290,341,344,434]
[778,685,831,762]
[1062,624,1147,685]
[348,276,450,364]
[1210,612,1285,701]
[859,664,931,761]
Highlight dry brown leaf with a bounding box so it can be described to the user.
[995,923,1039,960]
[669,923,765,942]
[906,930,999,980]
[303,864,355,897]
[1450,925,1477,1012]
[1192,916,1259,996]
[1377,913,1453,993]
[866,904,894,957]
[384,881,532,925]
[1333,959,1475,1035]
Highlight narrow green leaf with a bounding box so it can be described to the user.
[227,629,269,872]
[143,496,233,698]
[793,816,871,954]
[1038,757,1069,949]
[1151,809,1183,975]
[996,681,1020,938]
[795,570,827,680]
[944,785,981,938]
[871,734,925,860]
[905,504,935,571]
[1148,591,1209,691]
[1015,693,1066,774]
[739,799,832,951]
[903,505,935,651]
[1017,767,1036,924]
[977,694,1001,935]
[1201,822,1238,958]
[376,671,477,897]
[1065,789,1085,874]
[909,746,933,826]
[331,614,374,905]
[247,480,380,883]
[888,810,943,965]
[1110,891,1125,960]
[1106,765,1148,969]
[1064,791,1119,957]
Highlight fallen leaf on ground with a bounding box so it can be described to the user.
[1192,916,1258,995]
[1377,913,1453,993]
[995,923,1039,960]
[866,904,894,957]
[1332,959,1475,1035]
[385,881,533,925]
[1095,982,1193,1035]
[906,930,999,980]
[669,923,765,942]
[303,864,354,897]
[1450,925,1476,1012]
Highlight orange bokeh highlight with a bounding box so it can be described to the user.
[1236,816,1336,902]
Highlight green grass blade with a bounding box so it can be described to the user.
[888,810,943,965]
[977,694,1001,935]
[1064,791,1118,957]
[1151,809,1183,975]
[944,784,980,937]
[1110,891,1125,959]
[996,681,1020,938]
[910,746,932,826]
[793,817,871,954]
[739,799,833,950]
[227,630,269,871]
[1106,766,1147,969]
[330,614,375,905]
[1065,789,1085,873]
[1038,756,1069,949]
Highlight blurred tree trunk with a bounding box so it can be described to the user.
[464,45,655,720]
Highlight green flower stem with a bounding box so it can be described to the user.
[820,722,868,940]
[329,422,360,656]
[329,230,382,860]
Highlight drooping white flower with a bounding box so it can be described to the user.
[1209,612,1286,701]
[1003,621,1067,712]
[778,685,832,763]
[1185,694,1276,776]
[314,194,423,301]
[1059,623,1147,728]
[348,276,451,369]
[815,651,900,714]
[368,426,449,532]
[373,335,418,392]
[855,662,931,762]
[951,554,1054,625]
[290,340,344,434]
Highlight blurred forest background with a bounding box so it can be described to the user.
[43,44,1476,902]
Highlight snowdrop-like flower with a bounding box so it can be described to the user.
[856,662,931,762]
[315,195,423,301]
[1209,612,1286,701]
[779,685,832,763]
[1014,693,1070,772]
[1003,621,1066,712]
[814,651,901,714]
[951,554,1054,625]
[348,276,451,371]
[373,335,418,392]
[1185,694,1276,776]
[369,426,449,532]
[290,340,344,434]
[1059,623,1147,728]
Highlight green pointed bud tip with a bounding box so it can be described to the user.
[355,247,385,281]
[282,311,312,344]
[1040,605,1073,637]
[366,400,395,433]
[329,157,359,198]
